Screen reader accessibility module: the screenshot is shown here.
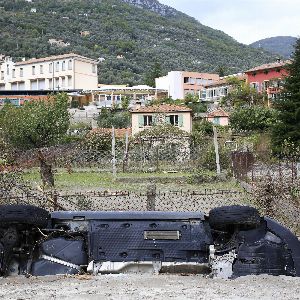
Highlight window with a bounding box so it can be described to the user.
[49,63,53,73]
[184,77,189,84]
[144,115,153,126]
[92,64,96,73]
[55,77,60,88]
[1,71,4,80]
[55,62,59,72]
[6,65,9,75]
[213,117,220,125]
[68,76,72,87]
[190,78,196,85]
[40,65,43,74]
[68,59,72,70]
[20,68,23,77]
[12,69,16,78]
[169,115,179,126]
[62,61,66,71]
[263,81,269,90]
[32,66,35,75]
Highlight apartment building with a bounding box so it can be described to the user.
[0,53,98,91]
[155,71,219,100]
[245,60,290,100]
[202,74,246,103]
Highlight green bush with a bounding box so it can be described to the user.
[230,106,278,132]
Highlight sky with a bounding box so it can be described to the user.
[159,0,300,44]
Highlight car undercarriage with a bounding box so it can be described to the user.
[0,204,299,279]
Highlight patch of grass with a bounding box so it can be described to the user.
[22,168,241,193]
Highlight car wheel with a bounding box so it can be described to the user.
[209,205,261,229]
[0,205,49,228]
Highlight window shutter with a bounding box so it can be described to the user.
[138,115,144,128]
[178,114,183,127]
[166,115,171,124]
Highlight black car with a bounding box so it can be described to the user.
[0,204,299,279]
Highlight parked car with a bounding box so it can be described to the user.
[0,204,299,279]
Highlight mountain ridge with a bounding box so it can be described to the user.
[0,0,276,84]
[250,36,297,58]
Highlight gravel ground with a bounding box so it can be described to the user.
[0,274,300,300]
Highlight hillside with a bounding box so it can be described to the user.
[250,36,297,58]
[0,0,276,85]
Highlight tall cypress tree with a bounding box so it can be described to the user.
[271,39,300,156]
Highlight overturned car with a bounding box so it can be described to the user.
[0,204,299,279]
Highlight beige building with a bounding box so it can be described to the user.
[155,71,219,100]
[130,104,192,135]
[0,53,98,91]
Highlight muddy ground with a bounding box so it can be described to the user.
[0,274,299,300]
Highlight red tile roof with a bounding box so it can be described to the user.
[207,109,229,118]
[245,60,291,73]
[15,53,97,65]
[130,104,192,113]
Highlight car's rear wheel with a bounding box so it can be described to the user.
[209,205,261,229]
[0,205,49,228]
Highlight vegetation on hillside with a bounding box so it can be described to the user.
[250,36,297,58]
[0,0,275,84]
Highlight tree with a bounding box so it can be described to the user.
[222,77,266,108]
[0,93,70,186]
[230,106,278,132]
[271,39,300,156]
[144,62,162,87]
[97,108,131,128]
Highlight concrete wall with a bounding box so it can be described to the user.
[74,60,98,90]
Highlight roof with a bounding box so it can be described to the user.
[89,128,132,138]
[94,85,167,93]
[15,53,97,66]
[205,75,246,88]
[130,104,192,113]
[207,109,229,118]
[245,60,291,73]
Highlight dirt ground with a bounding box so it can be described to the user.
[0,274,299,300]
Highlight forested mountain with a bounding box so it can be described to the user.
[0,0,276,84]
[250,36,297,58]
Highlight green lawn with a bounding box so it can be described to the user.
[23,168,241,193]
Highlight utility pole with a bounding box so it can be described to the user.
[213,126,221,174]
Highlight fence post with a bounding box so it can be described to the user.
[123,129,129,173]
[213,126,221,175]
[146,184,156,211]
[112,126,117,180]
[53,190,58,211]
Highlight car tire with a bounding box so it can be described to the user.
[0,205,49,228]
[209,205,261,229]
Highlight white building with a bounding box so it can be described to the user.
[155,71,219,100]
[0,53,98,91]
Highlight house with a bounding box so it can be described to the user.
[130,104,192,135]
[155,71,219,100]
[245,59,291,100]
[0,53,98,91]
[80,31,90,37]
[206,109,229,126]
[202,74,246,104]
[48,39,70,48]
[92,85,167,108]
